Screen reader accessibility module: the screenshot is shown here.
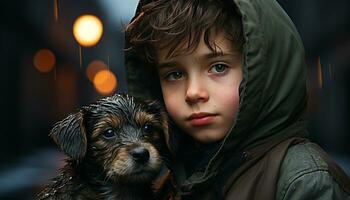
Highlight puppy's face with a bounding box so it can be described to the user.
[50,94,169,184]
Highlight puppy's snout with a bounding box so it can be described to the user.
[131,147,150,163]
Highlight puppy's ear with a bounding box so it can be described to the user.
[145,100,172,154]
[49,111,87,161]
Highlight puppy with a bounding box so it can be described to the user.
[37,94,170,200]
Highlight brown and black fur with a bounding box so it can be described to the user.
[37,94,171,200]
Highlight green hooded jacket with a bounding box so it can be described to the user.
[125,0,350,199]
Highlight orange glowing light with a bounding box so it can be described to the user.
[317,57,323,89]
[33,49,56,73]
[86,60,108,82]
[93,70,117,95]
[73,15,103,47]
[54,0,59,21]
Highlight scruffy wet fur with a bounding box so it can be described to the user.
[37,94,170,200]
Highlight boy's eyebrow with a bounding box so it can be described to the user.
[156,52,239,69]
[205,51,225,59]
[204,51,241,59]
[156,61,179,69]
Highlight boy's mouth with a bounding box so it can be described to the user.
[188,112,217,126]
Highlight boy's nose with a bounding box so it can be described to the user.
[185,79,209,104]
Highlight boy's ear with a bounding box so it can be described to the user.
[49,111,87,161]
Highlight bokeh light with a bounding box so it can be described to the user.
[93,70,117,95]
[317,56,323,89]
[86,60,108,82]
[33,49,56,73]
[73,15,103,47]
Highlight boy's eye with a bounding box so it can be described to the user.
[210,64,228,74]
[165,71,183,81]
[102,129,117,139]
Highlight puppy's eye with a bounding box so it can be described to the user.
[102,129,117,139]
[143,123,153,133]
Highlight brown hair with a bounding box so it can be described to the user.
[126,0,244,63]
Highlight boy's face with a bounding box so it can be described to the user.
[156,32,242,143]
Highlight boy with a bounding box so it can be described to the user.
[125,0,350,199]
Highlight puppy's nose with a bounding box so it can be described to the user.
[131,147,150,163]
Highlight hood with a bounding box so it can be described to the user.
[125,0,308,190]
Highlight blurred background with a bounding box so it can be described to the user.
[0,0,349,199]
